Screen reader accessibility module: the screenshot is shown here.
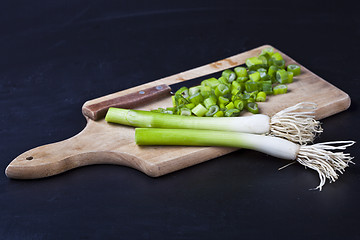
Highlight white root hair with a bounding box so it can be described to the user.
[270,102,323,144]
[296,141,355,191]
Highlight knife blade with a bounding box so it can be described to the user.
[82,70,228,120]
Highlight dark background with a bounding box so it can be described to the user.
[1,0,359,239]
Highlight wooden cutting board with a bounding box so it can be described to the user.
[5,45,351,179]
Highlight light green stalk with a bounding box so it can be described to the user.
[135,128,299,160]
[105,107,270,134]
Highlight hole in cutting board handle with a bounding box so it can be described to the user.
[26,156,33,160]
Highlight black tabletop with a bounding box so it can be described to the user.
[1,1,359,239]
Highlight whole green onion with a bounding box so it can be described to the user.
[135,128,355,191]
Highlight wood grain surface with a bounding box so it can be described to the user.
[5,45,351,179]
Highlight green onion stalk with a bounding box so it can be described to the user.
[135,128,355,191]
[105,102,322,144]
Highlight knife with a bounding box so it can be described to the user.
[82,70,227,120]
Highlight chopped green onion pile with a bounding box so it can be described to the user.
[152,47,301,117]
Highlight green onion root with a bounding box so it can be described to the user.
[297,141,355,191]
[270,102,323,144]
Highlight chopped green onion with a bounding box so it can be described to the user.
[173,94,189,106]
[256,91,267,102]
[258,55,268,67]
[175,86,189,98]
[218,96,230,105]
[260,47,274,57]
[200,85,212,98]
[222,69,237,83]
[234,67,248,77]
[236,76,249,83]
[163,109,174,114]
[245,81,260,92]
[287,71,294,83]
[213,111,224,117]
[287,64,301,76]
[203,96,217,109]
[246,57,264,70]
[185,103,195,109]
[272,59,285,69]
[205,105,220,117]
[260,81,273,95]
[154,48,295,117]
[189,86,201,96]
[231,80,243,95]
[189,92,204,105]
[191,104,207,117]
[234,99,244,110]
[201,78,219,88]
[225,102,235,110]
[246,102,259,114]
[225,108,241,117]
[215,84,230,97]
[241,92,252,101]
[271,52,283,61]
[218,76,228,85]
[249,91,258,100]
[273,84,288,95]
[257,68,267,73]
[249,71,261,82]
[179,107,192,116]
[276,69,289,84]
[267,65,279,78]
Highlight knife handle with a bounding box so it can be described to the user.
[82,84,171,120]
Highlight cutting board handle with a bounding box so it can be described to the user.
[82,84,171,120]
[5,122,145,179]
